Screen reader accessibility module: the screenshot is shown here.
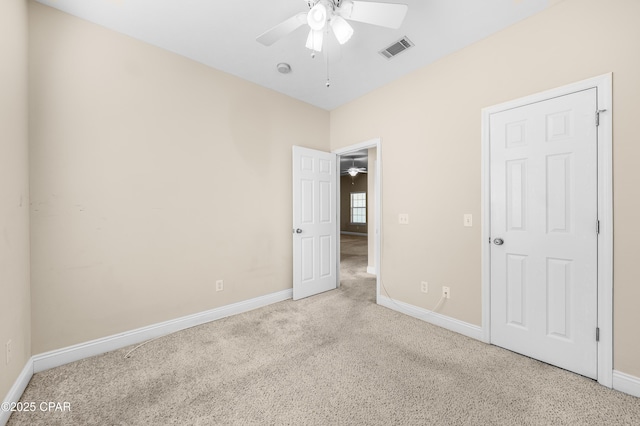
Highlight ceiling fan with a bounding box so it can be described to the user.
[342,158,368,177]
[256,0,409,53]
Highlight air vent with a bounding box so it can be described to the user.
[379,36,414,59]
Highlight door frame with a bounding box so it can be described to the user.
[333,138,382,303]
[480,73,613,387]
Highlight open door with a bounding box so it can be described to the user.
[292,146,338,300]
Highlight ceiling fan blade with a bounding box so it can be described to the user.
[343,1,408,29]
[256,12,307,46]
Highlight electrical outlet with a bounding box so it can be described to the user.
[442,286,450,299]
[6,340,12,365]
[215,280,224,292]
[398,213,409,225]
[420,281,428,293]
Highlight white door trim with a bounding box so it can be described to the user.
[481,73,613,387]
[333,138,382,303]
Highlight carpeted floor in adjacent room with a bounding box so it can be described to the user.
[7,235,640,425]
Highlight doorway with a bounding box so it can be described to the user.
[481,74,613,386]
[334,139,382,304]
[339,149,373,302]
[291,139,381,302]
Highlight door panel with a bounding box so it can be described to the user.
[506,254,527,328]
[546,257,571,338]
[293,146,337,300]
[490,88,598,379]
[506,159,527,231]
[546,154,571,233]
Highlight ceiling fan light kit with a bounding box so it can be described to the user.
[307,2,328,31]
[305,29,324,52]
[305,1,353,52]
[338,0,355,18]
[330,15,354,45]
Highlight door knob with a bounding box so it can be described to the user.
[295,228,303,234]
[493,238,504,245]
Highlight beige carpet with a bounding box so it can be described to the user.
[8,235,640,425]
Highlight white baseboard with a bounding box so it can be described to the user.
[613,370,640,398]
[340,231,367,236]
[377,295,483,341]
[32,288,292,373]
[366,266,376,275]
[1,357,34,426]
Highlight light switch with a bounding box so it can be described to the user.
[464,214,473,227]
[399,213,409,225]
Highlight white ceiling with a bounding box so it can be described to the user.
[35,0,552,111]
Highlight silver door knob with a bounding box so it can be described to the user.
[295,228,303,234]
[493,238,504,245]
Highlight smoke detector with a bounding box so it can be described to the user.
[277,63,292,74]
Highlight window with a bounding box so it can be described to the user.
[350,192,366,224]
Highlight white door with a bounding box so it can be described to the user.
[292,146,337,300]
[490,88,598,378]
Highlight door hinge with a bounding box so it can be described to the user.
[596,220,600,234]
[596,109,607,127]
[596,327,600,342]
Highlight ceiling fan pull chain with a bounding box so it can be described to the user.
[325,28,330,88]
[310,29,316,59]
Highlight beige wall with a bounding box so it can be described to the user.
[0,0,31,400]
[330,0,640,377]
[340,174,368,234]
[28,3,330,354]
